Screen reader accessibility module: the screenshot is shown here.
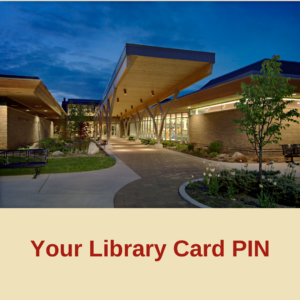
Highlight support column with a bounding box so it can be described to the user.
[156,90,180,148]
[147,101,159,143]
[99,110,103,140]
[136,109,146,142]
[107,87,117,148]
[123,116,131,137]
[131,114,138,139]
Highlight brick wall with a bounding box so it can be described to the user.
[189,109,300,155]
[7,108,53,150]
[0,105,8,149]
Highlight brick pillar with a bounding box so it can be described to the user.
[0,105,8,149]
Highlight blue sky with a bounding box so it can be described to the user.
[1,1,300,105]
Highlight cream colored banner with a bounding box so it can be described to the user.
[0,209,299,299]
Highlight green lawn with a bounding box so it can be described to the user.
[0,156,115,176]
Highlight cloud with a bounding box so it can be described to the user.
[0,1,299,104]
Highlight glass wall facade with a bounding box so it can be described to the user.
[140,113,189,142]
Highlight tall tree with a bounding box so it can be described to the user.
[232,55,300,182]
[60,101,95,139]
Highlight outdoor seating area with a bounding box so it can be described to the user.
[281,144,300,162]
[0,149,48,178]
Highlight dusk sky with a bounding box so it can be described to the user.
[1,1,300,105]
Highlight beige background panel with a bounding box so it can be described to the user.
[0,209,299,299]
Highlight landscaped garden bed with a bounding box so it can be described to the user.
[162,141,287,164]
[0,136,115,176]
[184,163,299,208]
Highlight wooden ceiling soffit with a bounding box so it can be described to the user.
[120,62,213,119]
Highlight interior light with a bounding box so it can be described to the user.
[188,107,191,108]
[124,89,127,95]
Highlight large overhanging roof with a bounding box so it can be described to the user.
[0,75,66,119]
[96,44,215,119]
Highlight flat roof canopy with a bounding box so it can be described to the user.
[0,75,66,119]
[172,59,300,111]
[96,44,215,119]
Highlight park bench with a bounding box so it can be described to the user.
[281,144,300,163]
[0,149,48,179]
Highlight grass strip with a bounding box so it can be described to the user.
[0,156,115,176]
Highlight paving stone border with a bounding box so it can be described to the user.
[178,178,211,208]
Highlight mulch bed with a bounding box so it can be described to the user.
[165,146,287,164]
[185,181,289,208]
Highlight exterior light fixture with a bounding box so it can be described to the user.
[44,110,47,112]
[188,107,191,108]
[293,93,297,95]
[26,109,30,111]
[117,98,119,102]
[151,90,154,96]
[131,105,133,109]
[124,89,127,95]
[125,109,127,113]
[140,99,143,103]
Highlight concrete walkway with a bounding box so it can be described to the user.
[0,154,140,208]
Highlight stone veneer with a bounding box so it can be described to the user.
[0,107,53,150]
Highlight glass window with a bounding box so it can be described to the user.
[170,117,175,140]
[166,116,170,140]
[182,117,188,142]
[176,118,182,141]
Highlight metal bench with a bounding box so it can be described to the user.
[0,149,48,179]
[281,144,300,162]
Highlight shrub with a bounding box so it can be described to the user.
[193,150,200,156]
[17,145,31,150]
[234,155,248,162]
[209,152,218,157]
[188,143,194,151]
[219,169,257,192]
[200,149,207,155]
[209,142,222,154]
[252,156,270,162]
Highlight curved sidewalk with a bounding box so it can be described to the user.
[109,138,206,208]
[0,155,141,208]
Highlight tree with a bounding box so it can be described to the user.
[232,55,300,182]
[60,101,95,139]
